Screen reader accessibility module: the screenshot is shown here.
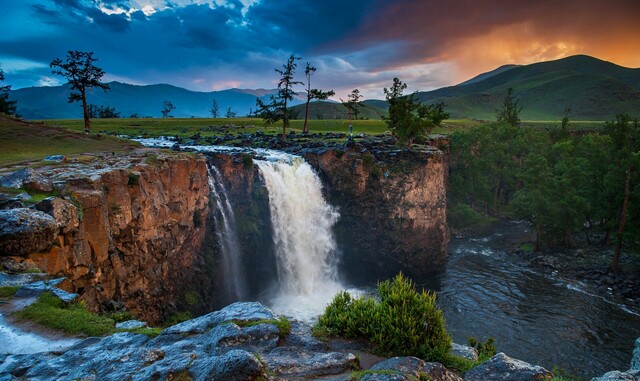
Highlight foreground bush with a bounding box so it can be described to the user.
[316,273,452,360]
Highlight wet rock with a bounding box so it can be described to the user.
[631,337,640,371]
[35,197,79,234]
[591,371,637,381]
[0,168,53,192]
[0,208,57,256]
[464,352,552,381]
[283,320,327,351]
[190,349,264,381]
[264,346,357,377]
[115,320,148,330]
[204,322,279,354]
[451,342,479,361]
[15,277,78,302]
[163,302,277,335]
[364,357,425,380]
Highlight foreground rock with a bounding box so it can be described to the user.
[0,302,358,380]
[0,209,57,256]
[591,338,640,380]
[464,352,552,381]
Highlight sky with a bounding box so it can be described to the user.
[1,0,639,99]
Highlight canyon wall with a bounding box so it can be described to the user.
[303,144,449,282]
[1,151,210,324]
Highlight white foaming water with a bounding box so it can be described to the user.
[207,164,245,300]
[255,155,343,319]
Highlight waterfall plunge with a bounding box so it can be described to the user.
[256,156,343,319]
[207,164,245,301]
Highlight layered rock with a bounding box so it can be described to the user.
[303,145,449,280]
[0,151,210,323]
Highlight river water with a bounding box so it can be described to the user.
[429,220,640,378]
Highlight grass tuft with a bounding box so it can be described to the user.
[231,316,292,339]
[0,285,20,298]
[16,292,115,336]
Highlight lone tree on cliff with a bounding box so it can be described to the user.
[384,77,449,149]
[0,66,18,116]
[50,51,109,133]
[302,63,334,134]
[256,54,303,138]
[496,87,522,127]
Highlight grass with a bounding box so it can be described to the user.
[0,285,20,298]
[349,369,399,380]
[0,113,140,166]
[116,326,163,338]
[231,316,292,339]
[16,292,116,336]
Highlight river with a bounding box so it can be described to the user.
[430,220,640,378]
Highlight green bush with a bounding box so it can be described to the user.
[316,273,451,360]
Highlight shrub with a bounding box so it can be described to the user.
[316,273,451,360]
[448,203,487,228]
[242,153,253,169]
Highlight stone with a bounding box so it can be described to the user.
[15,277,78,302]
[162,302,277,335]
[422,362,463,381]
[115,320,148,330]
[0,168,53,192]
[0,209,57,256]
[282,320,327,351]
[631,337,640,371]
[263,346,357,377]
[35,197,79,234]
[451,342,479,361]
[591,371,637,381]
[43,155,66,163]
[464,352,552,381]
[191,349,264,381]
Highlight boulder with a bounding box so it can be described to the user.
[464,353,552,381]
[422,362,464,381]
[451,342,479,361]
[591,371,637,381]
[190,350,264,381]
[362,357,463,381]
[162,301,277,335]
[631,337,640,371]
[115,320,148,330]
[15,277,78,302]
[0,168,53,192]
[0,208,57,256]
[35,197,79,234]
[263,346,357,377]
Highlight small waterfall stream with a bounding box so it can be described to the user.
[207,164,245,300]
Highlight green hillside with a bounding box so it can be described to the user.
[416,55,640,120]
[289,100,387,120]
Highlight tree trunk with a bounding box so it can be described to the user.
[81,89,90,133]
[303,98,310,134]
[493,181,500,215]
[535,223,542,252]
[282,97,288,139]
[612,164,631,272]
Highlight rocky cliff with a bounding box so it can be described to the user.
[0,150,210,324]
[303,143,449,282]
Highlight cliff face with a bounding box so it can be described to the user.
[303,145,449,282]
[2,151,210,324]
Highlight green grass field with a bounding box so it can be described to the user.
[0,114,140,166]
[37,116,605,138]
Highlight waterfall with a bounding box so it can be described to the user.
[207,164,245,300]
[255,155,343,318]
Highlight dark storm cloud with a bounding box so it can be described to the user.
[2,0,638,97]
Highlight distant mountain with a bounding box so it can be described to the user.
[9,82,303,119]
[416,55,640,120]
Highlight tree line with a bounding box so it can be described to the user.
[449,99,639,271]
